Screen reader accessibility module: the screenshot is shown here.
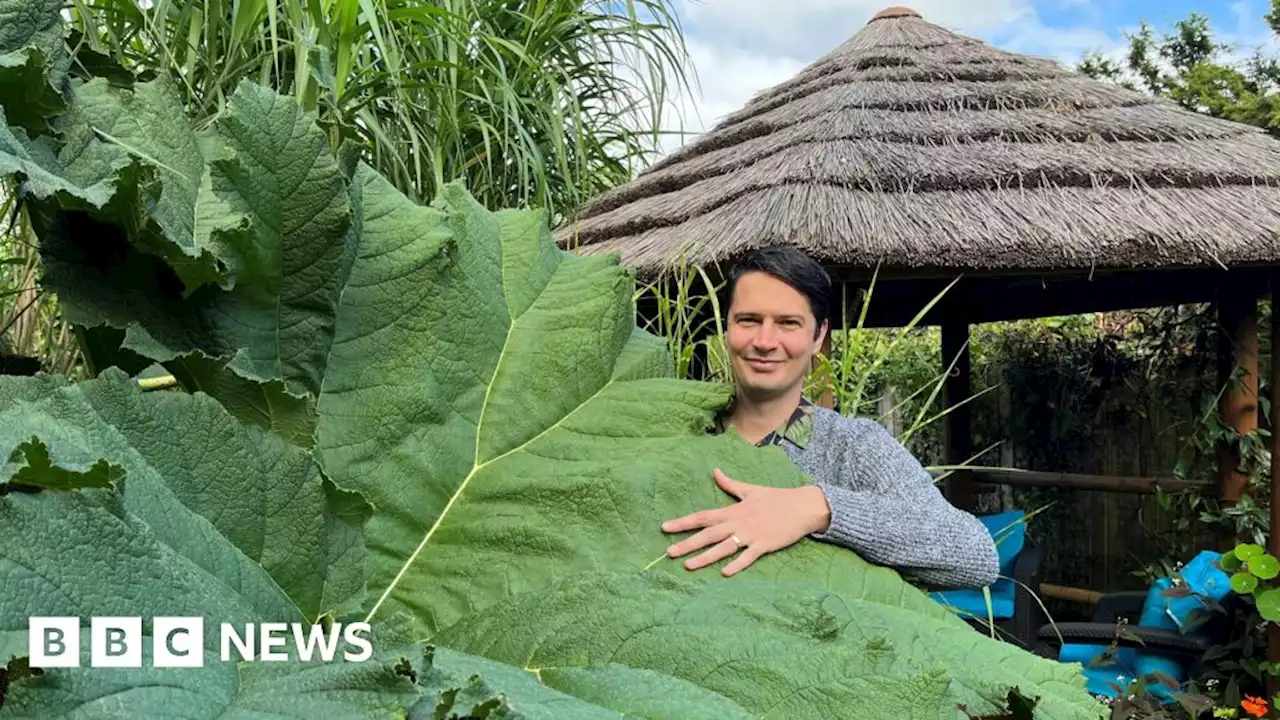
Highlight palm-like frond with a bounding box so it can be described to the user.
[65,0,693,217]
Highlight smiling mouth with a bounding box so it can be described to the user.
[746,358,780,369]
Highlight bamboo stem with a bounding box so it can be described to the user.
[941,315,974,510]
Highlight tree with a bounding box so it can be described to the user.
[1077,1,1280,134]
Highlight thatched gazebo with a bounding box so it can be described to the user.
[560,5,1280,324]
[555,6,1280,603]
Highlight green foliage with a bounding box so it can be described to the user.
[0,0,68,133]
[3,0,697,380]
[967,307,1250,588]
[61,0,694,221]
[1192,542,1280,707]
[0,371,422,716]
[1224,544,1280,624]
[634,259,729,383]
[0,4,1112,718]
[0,191,81,379]
[1077,3,1280,134]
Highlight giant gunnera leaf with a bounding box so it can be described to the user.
[0,20,1107,719]
[0,0,69,133]
[0,371,641,718]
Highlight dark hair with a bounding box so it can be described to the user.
[725,247,832,337]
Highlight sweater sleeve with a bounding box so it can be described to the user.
[808,417,1000,590]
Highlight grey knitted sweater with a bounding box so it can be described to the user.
[730,401,1000,589]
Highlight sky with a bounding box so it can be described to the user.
[648,0,1280,155]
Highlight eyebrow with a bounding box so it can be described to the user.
[733,312,806,321]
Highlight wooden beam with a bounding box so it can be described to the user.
[826,266,1274,330]
[1039,583,1102,605]
[941,318,974,510]
[825,261,1277,288]
[969,468,1209,495]
[1217,290,1259,505]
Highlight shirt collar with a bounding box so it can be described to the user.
[711,397,814,449]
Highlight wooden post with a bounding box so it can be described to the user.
[1270,284,1280,696]
[941,319,974,510]
[1217,290,1259,505]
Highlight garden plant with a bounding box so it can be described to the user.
[0,2,1124,718]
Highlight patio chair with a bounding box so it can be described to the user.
[930,509,1045,649]
[1032,550,1233,702]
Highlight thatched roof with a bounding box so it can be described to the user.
[556,6,1280,280]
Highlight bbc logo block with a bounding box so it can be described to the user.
[28,617,372,668]
[29,616,202,668]
[153,616,204,667]
[28,617,79,668]
[91,616,142,667]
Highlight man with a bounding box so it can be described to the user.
[661,247,1000,589]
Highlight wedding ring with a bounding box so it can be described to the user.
[730,535,742,549]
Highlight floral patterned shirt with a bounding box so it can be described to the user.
[711,397,815,449]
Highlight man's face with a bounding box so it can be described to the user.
[724,271,826,399]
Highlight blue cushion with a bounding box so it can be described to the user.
[1134,578,1184,703]
[1057,579,1180,701]
[1060,642,1139,697]
[929,510,1026,619]
[1055,551,1228,703]
[1164,550,1230,629]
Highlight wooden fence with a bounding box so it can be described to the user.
[879,385,1210,608]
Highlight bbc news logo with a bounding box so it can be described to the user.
[28,617,373,668]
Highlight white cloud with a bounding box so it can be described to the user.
[621,0,1280,174]
[647,0,1127,162]
[1221,0,1280,59]
[994,16,1122,67]
[653,38,806,156]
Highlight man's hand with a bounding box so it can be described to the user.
[661,468,832,577]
